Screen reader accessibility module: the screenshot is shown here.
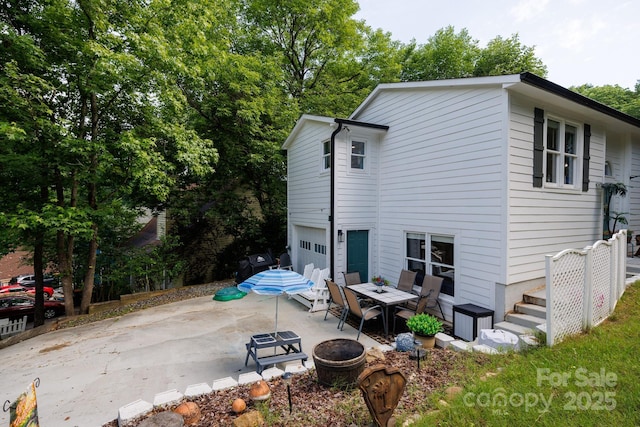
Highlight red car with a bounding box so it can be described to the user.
[0,285,56,299]
[0,295,66,320]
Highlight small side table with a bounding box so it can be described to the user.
[453,304,494,341]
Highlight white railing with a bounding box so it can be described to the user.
[545,230,628,346]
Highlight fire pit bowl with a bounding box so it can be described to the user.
[312,338,366,387]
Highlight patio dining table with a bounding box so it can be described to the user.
[347,283,419,338]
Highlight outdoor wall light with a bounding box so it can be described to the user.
[338,229,344,242]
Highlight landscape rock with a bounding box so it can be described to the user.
[445,385,463,401]
[138,411,184,427]
[232,410,265,427]
[365,347,386,362]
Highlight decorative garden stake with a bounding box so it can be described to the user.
[282,372,293,414]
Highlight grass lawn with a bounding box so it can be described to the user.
[415,281,640,426]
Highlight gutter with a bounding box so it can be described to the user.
[329,121,343,281]
[520,72,640,128]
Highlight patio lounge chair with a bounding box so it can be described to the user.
[324,280,349,330]
[343,271,362,286]
[302,263,314,279]
[291,267,330,312]
[396,269,417,293]
[343,287,386,341]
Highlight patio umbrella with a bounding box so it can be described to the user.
[238,269,314,336]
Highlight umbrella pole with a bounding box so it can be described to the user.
[274,295,279,338]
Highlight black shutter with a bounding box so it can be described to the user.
[582,124,591,192]
[533,108,544,187]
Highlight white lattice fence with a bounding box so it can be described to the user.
[545,230,627,346]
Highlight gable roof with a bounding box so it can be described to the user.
[351,73,640,131]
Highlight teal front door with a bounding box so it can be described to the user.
[347,230,369,283]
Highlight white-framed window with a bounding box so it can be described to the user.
[350,140,366,170]
[322,140,331,171]
[544,117,581,188]
[404,232,455,297]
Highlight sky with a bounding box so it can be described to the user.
[355,0,639,90]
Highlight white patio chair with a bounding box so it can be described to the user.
[302,263,314,279]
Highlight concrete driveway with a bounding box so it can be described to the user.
[0,291,381,426]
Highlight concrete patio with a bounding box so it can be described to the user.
[0,291,382,427]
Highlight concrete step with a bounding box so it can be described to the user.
[493,321,536,337]
[505,312,545,330]
[514,302,546,319]
[523,287,546,307]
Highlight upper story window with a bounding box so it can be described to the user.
[322,140,331,170]
[533,107,590,192]
[350,140,365,170]
[544,117,581,188]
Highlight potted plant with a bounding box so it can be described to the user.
[371,275,389,293]
[406,313,443,348]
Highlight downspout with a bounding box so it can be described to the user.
[329,120,343,281]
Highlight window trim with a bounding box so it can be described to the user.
[321,139,331,172]
[404,231,455,297]
[348,138,368,173]
[542,114,583,190]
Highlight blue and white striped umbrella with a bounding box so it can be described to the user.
[238,269,314,296]
[238,269,314,335]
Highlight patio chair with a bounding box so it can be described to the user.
[343,287,386,341]
[393,294,428,334]
[406,274,444,319]
[302,263,314,279]
[324,280,349,330]
[343,271,362,286]
[396,269,417,293]
[309,268,321,287]
[278,252,293,270]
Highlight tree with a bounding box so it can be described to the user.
[400,26,479,81]
[571,83,640,119]
[1,0,217,316]
[400,27,547,82]
[241,0,402,116]
[474,34,547,78]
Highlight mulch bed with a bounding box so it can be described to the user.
[104,349,470,427]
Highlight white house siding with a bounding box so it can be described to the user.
[629,140,640,233]
[285,119,332,272]
[507,97,605,286]
[352,86,507,313]
[333,130,381,282]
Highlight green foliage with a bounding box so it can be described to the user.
[474,34,548,77]
[401,26,479,81]
[602,182,628,235]
[401,26,547,82]
[406,313,444,336]
[417,282,640,426]
[572,83,640,119]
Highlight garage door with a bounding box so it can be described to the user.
[295,226,328,272]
